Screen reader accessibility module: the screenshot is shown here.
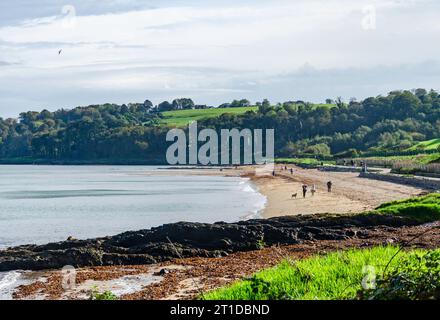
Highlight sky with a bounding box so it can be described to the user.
[0,0,439,117]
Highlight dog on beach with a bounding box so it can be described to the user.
[291,193,298,199]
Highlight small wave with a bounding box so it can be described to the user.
[238,179,248,185]
[239,180,267,220]
[0,271,22,300]
[241,184,256,193]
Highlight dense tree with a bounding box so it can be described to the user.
[0,90,439,162]
[172,98,195,110]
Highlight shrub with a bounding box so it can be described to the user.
[89,287,118,300]
[358,250,440,300]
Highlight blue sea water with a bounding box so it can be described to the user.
[0,165,266,248]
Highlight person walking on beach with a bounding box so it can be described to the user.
[290,168,294,175]
[362,162,368,173]
[327,181,333,193]
[311,184,317,196]
[302,184,308,198]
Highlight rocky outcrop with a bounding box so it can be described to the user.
[0,214,421,272]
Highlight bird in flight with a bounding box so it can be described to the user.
[58,49,62,55]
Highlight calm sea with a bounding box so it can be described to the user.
[0,165,266,248]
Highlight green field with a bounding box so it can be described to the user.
[275,158,335,166]
[204,246,419,300]
[158,103,336,127]
[311,103,337,108]
[159,106,258,127]
[406,138,440,151]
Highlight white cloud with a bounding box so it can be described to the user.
[0,0,439,116]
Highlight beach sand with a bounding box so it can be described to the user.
[246,166,425,218]
[161,165,425,218]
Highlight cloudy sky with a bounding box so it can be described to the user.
[0,0,439,117]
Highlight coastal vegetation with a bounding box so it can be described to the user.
[275,157,336,166]
[1,89,440,164]
[375,193,440,222]
[406,138,440,152]
[204,247,439,300]
[204,194,440,300]
[89,287,118,300]
[337,153,440,168]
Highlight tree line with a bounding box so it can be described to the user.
[0,89,439,163]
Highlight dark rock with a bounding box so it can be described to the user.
[0,213,421,272]
[154,268,170,276]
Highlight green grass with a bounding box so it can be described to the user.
[159,107,258,127]
[275,158,336,166]
[347,153,440,167]
[376,193,440,222]
[204,246,422,300]
[158,103,336,127]
[89,287,118,300]
[312,103,337,108]
[406,138,440,152]
[204,194,440,300]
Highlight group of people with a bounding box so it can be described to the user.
[342,159,368,172]
[269,165,334,198]
[272,166,294,176]
[300,181,333,198]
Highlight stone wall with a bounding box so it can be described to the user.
[319,166,381,173]
[359,172,440,190]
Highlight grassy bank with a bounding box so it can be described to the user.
[204,246,439,300]
[203,247,404,300]
[375,193,440,222]
[406,138,440,152]
[337,153,440,167]
[205,194,440,300]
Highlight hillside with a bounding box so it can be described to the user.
[406,138,440,152]
[0,89,440,164]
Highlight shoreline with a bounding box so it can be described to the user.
[137,164,427,219]
[0,164,432,300]
[221,165,425,219]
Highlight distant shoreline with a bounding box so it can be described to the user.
[0,159,167,165]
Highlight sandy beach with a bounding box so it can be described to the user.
[163,165,425,218]
[246,166,425,218]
